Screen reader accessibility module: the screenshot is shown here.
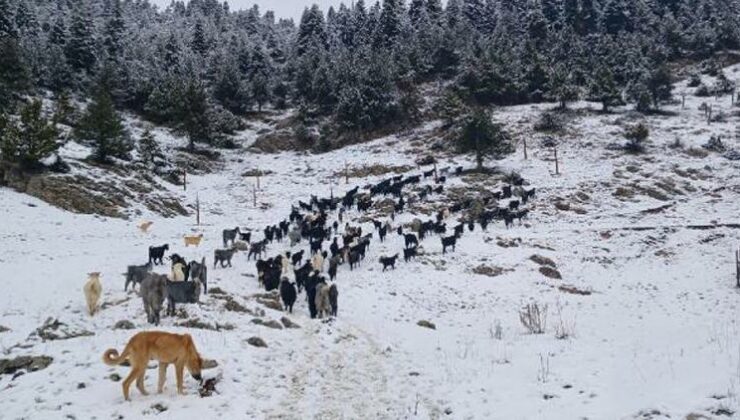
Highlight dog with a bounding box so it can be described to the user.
[315,282,332,318]
[103,331,203,401]
[213,248,237,268]
[329,283,338,317]
[166,280,201,316]
[124,262,152,292]
[141,273,167,325]
[183,234,204,247]
[83,272,102,316]
[189,258,208,294]
[138,221,153,233]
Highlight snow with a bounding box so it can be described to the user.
[1,70,740,419]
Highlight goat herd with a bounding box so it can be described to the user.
[120,165,536,327]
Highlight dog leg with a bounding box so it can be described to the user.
[136,369,149,396]
[175,363,185,395]
[122,367,142,401]
[157,363,168,393]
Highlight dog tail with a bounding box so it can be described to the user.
[102,345,131,366]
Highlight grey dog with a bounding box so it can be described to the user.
[140,273,167,325]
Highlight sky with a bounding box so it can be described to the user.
[151,0,348,22]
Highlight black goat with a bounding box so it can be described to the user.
[148,244,169,265]
[441,235,457,254]
[379,254,399,271]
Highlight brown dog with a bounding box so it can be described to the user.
[103,331,203,401]
[138,221,153,233]
[183,234,203,247]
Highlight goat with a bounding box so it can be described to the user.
[222,227,240,248]
[280,279,297,313]
[148,244,169,266]
[379,254,399,271]
[441,235,457,254]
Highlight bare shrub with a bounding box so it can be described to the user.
[553,301,577,340]
[519,302,547,334]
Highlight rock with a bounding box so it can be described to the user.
[539,266,562,280]
[554,201,570,211]
[471,265,511,277]
[224,298,249,313]
[256,297,283,312]
[113,320,135,330]
[35,318,94,341]
[246,337,268,348]
[175,318,234,331]
[530,254,557,268]
[0,355,53,376]
[558,285,591,295]
[0,325,9,333]
[724,150,740,161]
[251,318,283,330]
[151,403,168,413]
[280,317,301,329]
[109,373,122,382]
[202,359,218,370]
[77,382,86,389]
[417,320,436,330]
[208,287,227,295]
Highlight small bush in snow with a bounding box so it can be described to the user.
[519,302,547,334]
[623,123,649,153]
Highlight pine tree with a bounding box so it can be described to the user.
[0,38,29,111]
[458,108,512,171]
[578,0,598,35]
[589,64,622,112]
[191,20,208,56]
[427,0,444,23]
[297,5,327,56]
[547,63,579,109]
[103,0,125,60]
[213,58,247,114]
[137,128,162,166]
[15,0,38,36]
[377,0,404,48]
[52,90,77,126]
[66,3,96,73]
[409,0,426,27]
[177,77,211,151]
[0,99,59,168]
[602,0,631,35]
[75,88,132,163]
[0,0,17,39]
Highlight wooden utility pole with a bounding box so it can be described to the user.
[681,93,686,109]
[183,170,187,191]
[554,146,560,175]
[523,138,528,160]
[252,184,257,208]
[196,193,200,226]
[735,248,739,288]
[707,105,712,124]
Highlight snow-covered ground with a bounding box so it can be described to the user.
[1,68,740,420]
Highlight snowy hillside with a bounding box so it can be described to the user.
[2,61,740,420]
